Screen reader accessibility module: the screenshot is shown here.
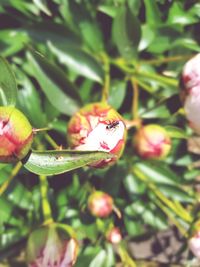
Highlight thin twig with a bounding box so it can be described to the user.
[0,161,22,196]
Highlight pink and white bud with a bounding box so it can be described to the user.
[106,227,122,244]
[133,124,171,160]
[88,191,113,218]
[26,224,78,267]
[0,106,33,163]
[67,102,127,168]
[181,54,200,134]
[189,231,200,259]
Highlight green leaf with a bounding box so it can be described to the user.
[0,57,17,106]
[26,50,81,116]
[124,216,144,236]
[98,5,117,17]
[108,80,126,110]
[112,4,141,60]
[124,173,146,195]
[23,150,113,175]
[139,24,155,51]
[141,105,170,119]
[158,184,194,203]
[0,30,29,57]
[26,21,81,47]
[62,1,104,52]
[48,41,104,83]
[32,0,51,16]
[143,0,161,26]
[89,250,107,267]
[165,126,188,139]
[134,162,179,185]
[167,2,197,26]
[16,69,47,128]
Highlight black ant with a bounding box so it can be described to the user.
[106,121,119,130]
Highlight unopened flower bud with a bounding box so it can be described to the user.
[67,102,127,168]
[180,54,200,134]
[106,227,122,244]
[133,124,171,160]
[0,107,33,163]
[88,191,113,218]
[26,224,78,267]
[189,231,200,259]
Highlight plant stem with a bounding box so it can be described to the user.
[44,133,59,149]
[39,175,53,225]
[153,196,188,237]
[101,53,110,103]
[136,71,178,87]
[118,244,137,267]
[111,59,178,87]
[130,77,139,120]
[0,161,22,196]
[133,167,192,223]
[141,54,193,65]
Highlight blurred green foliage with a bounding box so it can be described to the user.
[0,0,200,266]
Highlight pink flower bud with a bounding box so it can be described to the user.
[0,107,33,163]
[88,191,113,218]
[181,54,200,134]
[26,224,78,267]
[67,102,127,168]
[133,124,171,160]
[189,231,200,259]
[106,227,122,244]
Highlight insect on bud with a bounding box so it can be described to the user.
[26,224,78,267]
[106,227,122,244]
[88,191,113,218]
[0,106,33,163]
[67,102,127,168]
[180,54,200,134]
[133,124,171,160]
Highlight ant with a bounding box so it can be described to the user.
[106,121,119,130]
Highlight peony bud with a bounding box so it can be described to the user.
[67,102,127,168]
[189,231,200,259]
[0,106,33,163]
[88,191,113,218]
[180,54,200,134]
[133,124,171,160]
[26,224,78,267]
[106,227,122,244]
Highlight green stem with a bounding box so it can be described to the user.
[0,161,22,196]
[133,167,192,223]
[153,195,188,237]
[141,54,193,65]
[39,175,53,225]
[130,77,139,120]
[118,244,137,267]
[136,71,178,87]
[44,133,59,149]
[111,59,178,87]
[101,53,110,103]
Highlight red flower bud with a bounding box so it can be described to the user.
[88,191,113,218]
[133,124,171,160]
[106,227,122,244]
[67,102,127,168]
[180,54,200,134]
[26,224,78,267]
[0,107,33,163]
